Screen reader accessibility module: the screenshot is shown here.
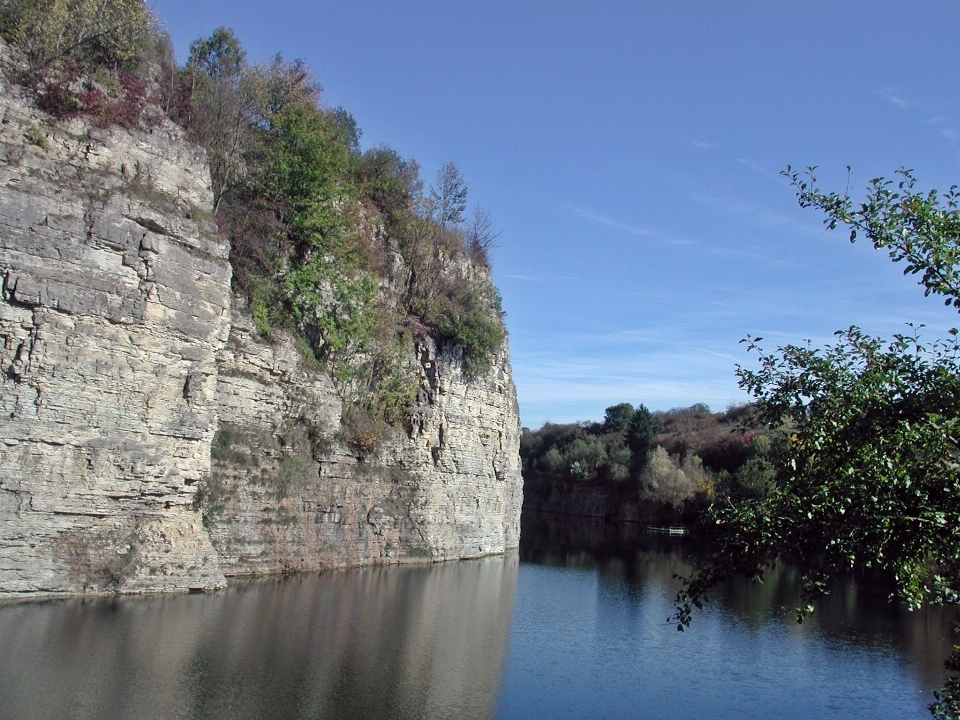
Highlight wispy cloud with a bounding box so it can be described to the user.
[880,87,908,107]
[513,344,748,426]
[685,137,718,149]
[563,205,655,237]
[736,157,782,182]
[688,191,825,242]
[927,115,960,143]
[700,348,739,361]
[509,276,959,427]
[505,272,579,283]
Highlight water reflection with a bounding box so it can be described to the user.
[0,555,517,720]
[2,515,956,720]
[505,511,957,719]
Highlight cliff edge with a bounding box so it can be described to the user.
[0,65,522,597]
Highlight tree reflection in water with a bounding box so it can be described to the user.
[512,511,958,718]
[1,514,955,720]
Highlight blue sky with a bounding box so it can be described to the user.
[155,1,960,428]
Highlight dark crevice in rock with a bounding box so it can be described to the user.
[130,216,169,236]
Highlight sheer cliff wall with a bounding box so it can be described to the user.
[0,79,231,594]
[210,305,522,575]
[0,82,522,596]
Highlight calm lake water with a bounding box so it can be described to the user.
[0,512,955,720]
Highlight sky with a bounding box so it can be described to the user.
[154,0,960,428]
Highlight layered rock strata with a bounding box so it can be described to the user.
[0,80,231,594]
[209,302,523,575]
[0,77,523,596]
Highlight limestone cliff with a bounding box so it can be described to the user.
[210,302,522,575]
[0,72,230,594]
[0,69,522,596]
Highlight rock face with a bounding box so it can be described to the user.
[209,302,523,575]
[0,76,522,596]
[0,79,231,594]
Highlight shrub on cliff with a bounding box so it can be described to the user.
[2,5,508,439]
[422,276,505,377]
[0,0,153,73]
[354,146,423,224]
[0,0,162,125]
[172,27,507,426]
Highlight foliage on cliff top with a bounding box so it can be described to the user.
[1,2,508,436]
[172,26,505,402]
[0,0,153,72]
[169,27,506,407]
[0,0,168,127]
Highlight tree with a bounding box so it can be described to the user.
[331,106,361,155]
[641,446,704,506]
[603,403,636,433]
[247,54,320,119]
[626,404,658,461]
[430,161,468,226]
[182,28,250,211]
[465,205,501,263]
[674,168,960,718]
[187,26,245,78]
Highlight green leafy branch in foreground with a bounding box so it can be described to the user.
[676,328,960,623]
[674,169,960,719]
[787,165,960,307]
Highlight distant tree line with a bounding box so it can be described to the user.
[521,402,779,518]
[0,1,506,451]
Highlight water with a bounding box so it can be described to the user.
[505,514,957,719]
[0,513,954,720]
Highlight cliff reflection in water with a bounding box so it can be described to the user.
[519,511,958,696]
[0,554,517,720]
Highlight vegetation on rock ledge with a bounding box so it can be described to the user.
[0,0,507,441]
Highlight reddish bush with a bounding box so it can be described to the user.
[30,61,83,118]
[35,78,82,117]
[28,63,147,129]
[78,87,108,116]
[85,73,146,129]
[654,404,756,473]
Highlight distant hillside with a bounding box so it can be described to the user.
[522,403,778,525]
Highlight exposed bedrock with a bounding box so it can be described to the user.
[0,78,230,595]
[209,302,523,575]
[0,78,522,596]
